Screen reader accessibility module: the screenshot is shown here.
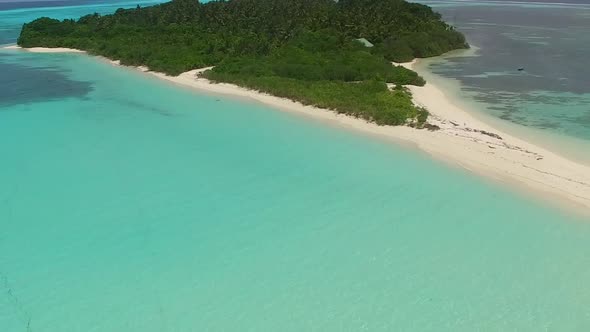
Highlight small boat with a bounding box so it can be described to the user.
[517,68,525,71]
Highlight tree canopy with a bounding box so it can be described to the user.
[18,0,468,126]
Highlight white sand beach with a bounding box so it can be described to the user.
[7,46,590,214]
[4,45,85,53]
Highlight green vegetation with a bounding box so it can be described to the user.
[18,0,467,126]
[208,75,422,126]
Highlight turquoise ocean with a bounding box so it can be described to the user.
[1,1,590,331]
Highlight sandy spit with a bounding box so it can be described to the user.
[7,46,590,215]
[5,45,85,53]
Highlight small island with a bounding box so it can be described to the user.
[17,0,468,127]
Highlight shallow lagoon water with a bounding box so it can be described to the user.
[2,1,590,331]
[1,46,590,332]
[417,0,590,160]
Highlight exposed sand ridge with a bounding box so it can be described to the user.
[6,45,590,216]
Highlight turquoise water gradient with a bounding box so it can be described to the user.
[1,49,590,331]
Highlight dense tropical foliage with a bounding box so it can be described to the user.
[18,0,467,126]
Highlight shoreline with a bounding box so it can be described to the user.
[3,45,85,53]
[413,54,590,166]
[5,45,590,215]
